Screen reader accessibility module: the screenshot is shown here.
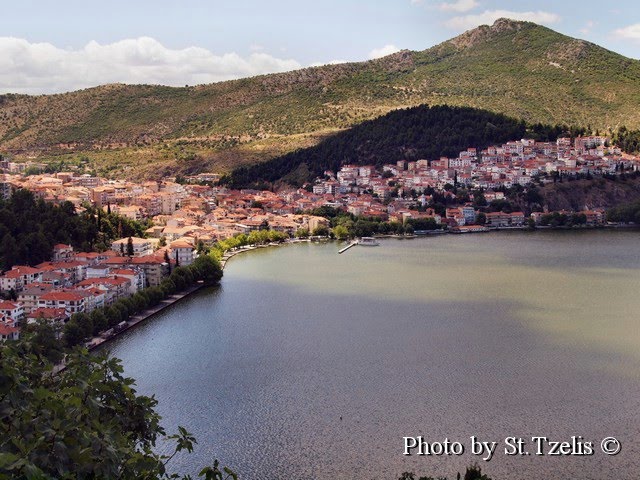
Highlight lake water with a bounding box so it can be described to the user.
[105,231,640,480]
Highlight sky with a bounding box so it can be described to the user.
[0,0,638,95]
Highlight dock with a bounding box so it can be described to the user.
[338,241,358,254]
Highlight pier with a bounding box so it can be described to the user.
[338,241,358,254]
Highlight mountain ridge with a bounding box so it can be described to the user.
[1,19,639,178]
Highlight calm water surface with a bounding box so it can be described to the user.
[106,231,640,480]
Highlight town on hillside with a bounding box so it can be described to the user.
[0,134,639,342]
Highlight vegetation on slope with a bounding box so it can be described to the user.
[535,173,640,212]
[0,190,147,270]
[222,105,572,187]
[1,19,639,178]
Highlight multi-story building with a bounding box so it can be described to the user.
[0,301,25,326]
[0,266,44,293]
[111,237,155,257]
[170,240,196,266]
[38,291,87,314]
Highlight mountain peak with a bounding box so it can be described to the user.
[491,17,528,31]
[449,17,532,49]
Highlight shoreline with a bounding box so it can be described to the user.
[88,283,205,352]
[54,283,206,373]
[55,225,638,371]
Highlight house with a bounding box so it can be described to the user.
[18,284,54,313]
[111,237,155,257]
[52,244,74,261]
[0,266,44,293]
[36,261,88,285]
[87,265,112,278]
[0,324,19,342]
[112,268,145,294]
[0,301,24,326]
[170,239,196,266]
[485,212,512,228]
[27,307,68,325]
[510,212,526,226]
[38,291,87,314]
[101,255,169,287]
[77,276,132,304]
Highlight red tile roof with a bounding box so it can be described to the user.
[40,291,85,301]
[0,324,18,336]
[27,308,67,319]
[0,301,20,310]
[2,266,43,278]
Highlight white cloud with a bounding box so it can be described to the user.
[410,0,425,5]
[445,10,561,31]
[309,59,349,67]
[438,0,479,13]
[0,36,302,95]
[368,44,401,59]
[580,20,595,35]
[614,23,640,41]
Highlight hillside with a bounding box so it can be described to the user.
[224,104,567,187]
[537,175,640,212]
[1,18,639,178]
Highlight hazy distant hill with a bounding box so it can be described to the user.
[1,18,639,178]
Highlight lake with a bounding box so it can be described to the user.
[105,231,640,479]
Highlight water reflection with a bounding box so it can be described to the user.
[106,231,640,479]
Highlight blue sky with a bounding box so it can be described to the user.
[1,0,639,94]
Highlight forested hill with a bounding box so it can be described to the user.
[1,18,639,179]
[222,105,568,188]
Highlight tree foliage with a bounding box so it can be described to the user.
[0,190,148,270]
[223,105,568,187]
[614,127,640,154]
[606,200,640,223]
[61,255,223,349]
[0,338,234,479]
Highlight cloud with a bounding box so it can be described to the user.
[579,20,595,35]
[368,44,401,59]
[445,10,561,30]
[0,36,302,95]
[614,23,640,41]
[438,0,478,13]
[309,59,349,67]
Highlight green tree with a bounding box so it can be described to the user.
[90,309,109,335]
[295,228,309,238]
[191,255,223,285]
[311,225,330,237]
[63,320,85,348]
[0,339,234,479]
[127,236,135,257]
[332,225,350,240]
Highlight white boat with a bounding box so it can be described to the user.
[358,237,380,246]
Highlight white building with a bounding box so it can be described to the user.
[111,237,154,257]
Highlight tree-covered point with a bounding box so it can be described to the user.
[606,200,640,223]
[0,189,148,270]
[305,206,443,239]
[0,337,235,479]
[209,229,289,261]
[222,105,575,188]
[613,127,640,154]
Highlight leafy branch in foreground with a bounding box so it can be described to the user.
[0,337,234,479]
[399,464,492,480]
